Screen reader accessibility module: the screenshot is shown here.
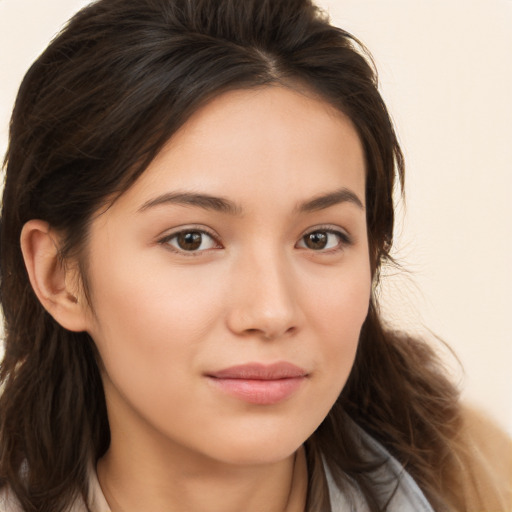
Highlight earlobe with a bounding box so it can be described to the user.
[20,219,89,332]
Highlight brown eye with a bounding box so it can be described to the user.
[177,231,203,250]
[304,232,328,250]
[163,230,219,253]
[298,230,347,251]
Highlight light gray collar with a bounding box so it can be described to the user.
[323,422,435,512]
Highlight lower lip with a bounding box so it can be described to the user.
[207,377,306,405]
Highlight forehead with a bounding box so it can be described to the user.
[112,85,366,215]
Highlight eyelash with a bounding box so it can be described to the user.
[158,225,352,256]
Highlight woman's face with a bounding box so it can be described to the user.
[82,86,371,466]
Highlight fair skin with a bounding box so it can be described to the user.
[21,86,371,512]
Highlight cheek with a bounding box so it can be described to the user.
[306,256,371,334]
[88,248,221,346]
[306,260,371,393]
[86,266,223,441]
[84,250,225,410]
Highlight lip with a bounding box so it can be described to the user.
[206,362,308,405]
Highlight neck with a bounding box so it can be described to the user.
[96,439,307,512]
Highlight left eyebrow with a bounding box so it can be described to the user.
[138,192,243,215]
[296,187,365,213]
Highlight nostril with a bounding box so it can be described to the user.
[243,326,297,340]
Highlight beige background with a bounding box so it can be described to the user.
[1,0,511,434]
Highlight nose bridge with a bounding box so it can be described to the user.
[227,240,299,339]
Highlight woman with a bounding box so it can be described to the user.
[0,0,509,511]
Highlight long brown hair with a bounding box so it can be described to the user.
[1,1,463,510]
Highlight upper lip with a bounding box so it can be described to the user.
[207,362,308,380]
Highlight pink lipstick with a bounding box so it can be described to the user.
[206,362,308,405]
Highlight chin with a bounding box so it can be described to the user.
[195,419,314,467]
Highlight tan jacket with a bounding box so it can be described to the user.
[450,406,512,512]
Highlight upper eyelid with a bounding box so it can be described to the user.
[299,224,351,240]
[157,225,221,242]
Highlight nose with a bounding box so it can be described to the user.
[225,248,301,341]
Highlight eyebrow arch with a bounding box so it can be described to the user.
[138,192,243,215]
[296,187,364,213]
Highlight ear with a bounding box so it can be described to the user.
[20,219,90,332]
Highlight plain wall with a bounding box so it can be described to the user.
[1,0,511,434]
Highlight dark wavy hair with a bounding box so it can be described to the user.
[1,1,464,510]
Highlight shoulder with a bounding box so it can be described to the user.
[454,404,512,511]
[0,483,94,512]
[0,486,22,512]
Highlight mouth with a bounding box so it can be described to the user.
[205,362,308,405]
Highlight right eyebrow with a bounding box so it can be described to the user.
[296,187,365,213]
[137,191,243,216]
